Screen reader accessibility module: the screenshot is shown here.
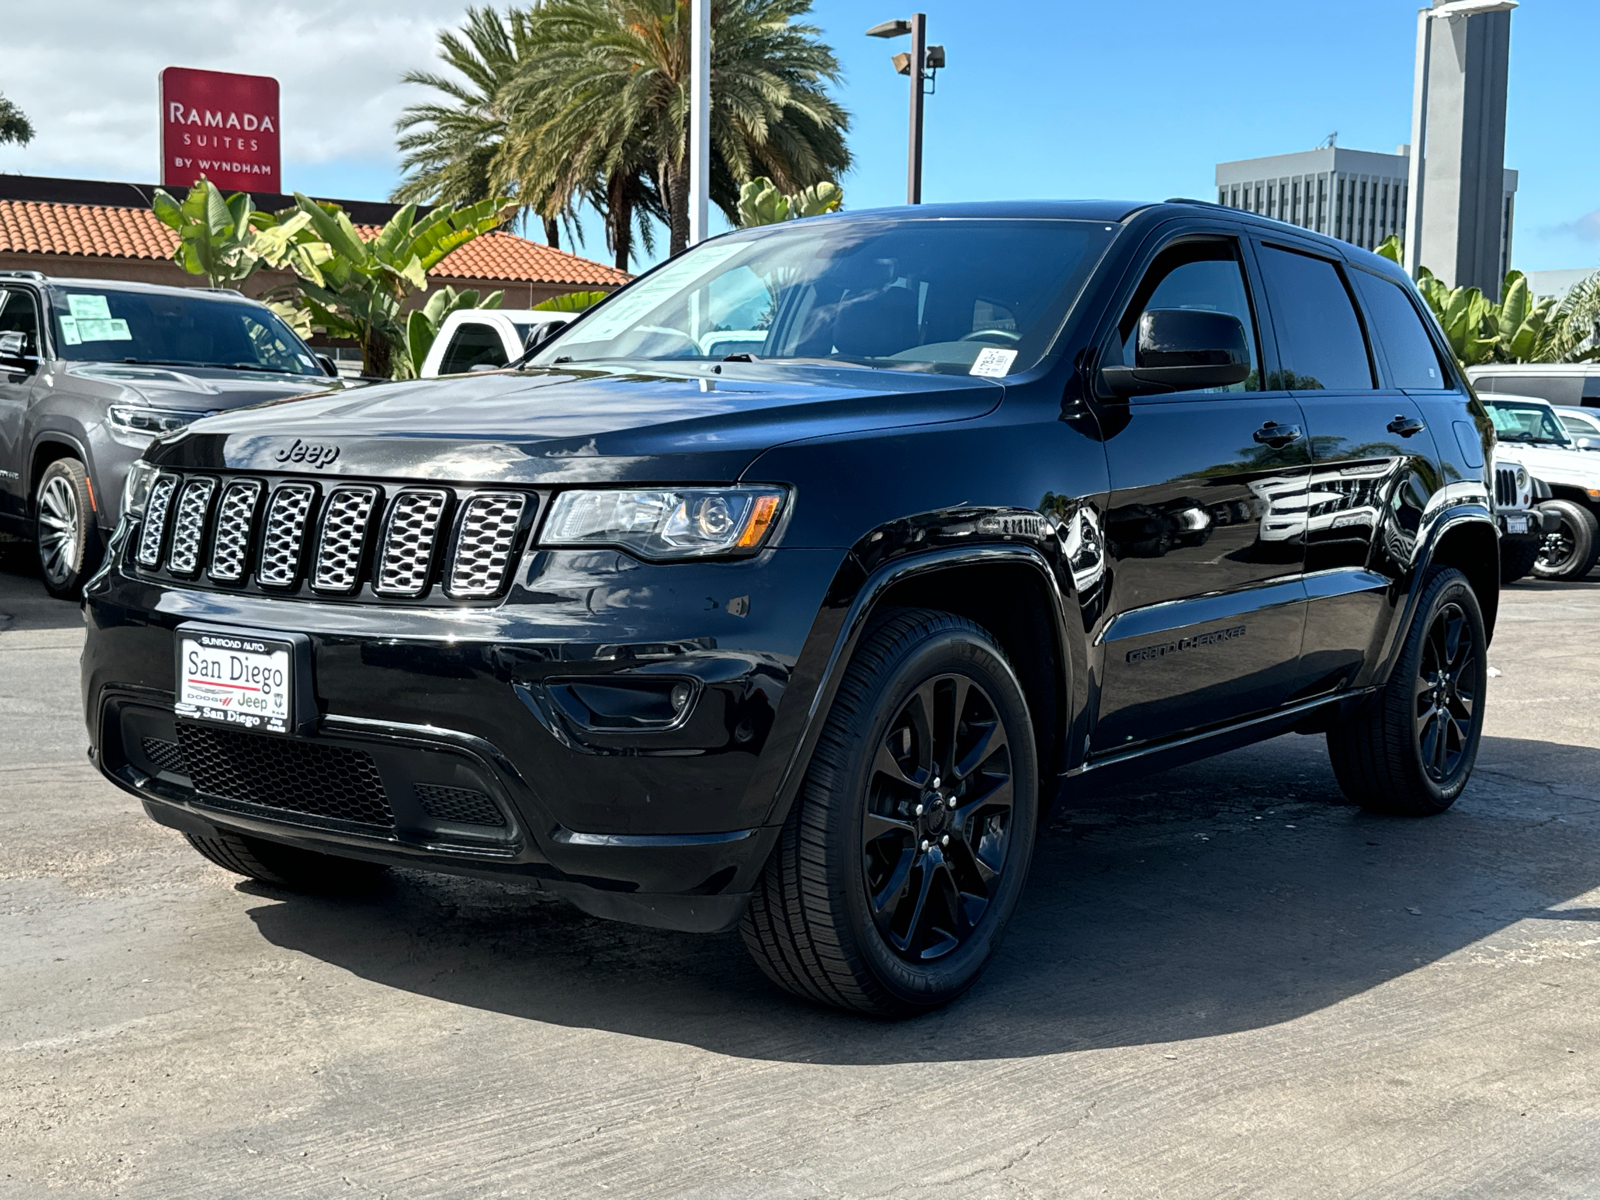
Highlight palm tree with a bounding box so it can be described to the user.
[0,93,33,147]
[502,0,850,261]
[393,8,574,247]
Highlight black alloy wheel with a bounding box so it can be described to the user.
[1531,499,1600,581]
[741,608,1038,1017]
[1414,601,1477,784]
[862,674,1015,963]
[1327,566,1487,816]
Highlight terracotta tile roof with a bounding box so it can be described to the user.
[0,199,629,288]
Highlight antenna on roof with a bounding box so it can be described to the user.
[1318,131,1338,149]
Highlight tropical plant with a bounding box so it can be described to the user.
[1375,234,1598,366]
[393,7,576,248]
[286,193,511,379]
[152,180,331,290]
[736,175,841,227]
[403,285,504,378]
[0,93,33,146]
[498,0,851,263]
[533,290,609,311]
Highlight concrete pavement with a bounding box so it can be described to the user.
[5,547,1600,1199]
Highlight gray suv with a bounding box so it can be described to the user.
[0,273,347,597]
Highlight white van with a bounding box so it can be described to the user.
[1468,364,1600,409]
[419,309,574,378]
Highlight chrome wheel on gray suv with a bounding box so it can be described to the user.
[34,459,99,600]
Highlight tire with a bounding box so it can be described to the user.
[34,458,101,601]
[185,831,388,893]
[1531,499,1600,581]
[741,608,1039,1017]
[1327,566,1487,816]
[1499,535,1541,585]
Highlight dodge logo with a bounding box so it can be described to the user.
[274,438,340,469]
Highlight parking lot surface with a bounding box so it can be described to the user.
[5,547,1600,1199]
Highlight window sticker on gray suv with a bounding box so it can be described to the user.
[62,294,133,343]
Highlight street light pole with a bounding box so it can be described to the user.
[688,0,711,245]
[906,12,926,204]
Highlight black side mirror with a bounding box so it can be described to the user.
[1101,309,1251,397]
[524,319,569,352]
[316,354,338,377]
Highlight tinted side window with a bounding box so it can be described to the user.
[1110,239,1262,393]
[438,323,507,374]
[1351,271,1448,389]
[1256,246,1374,391]
[1478,374,1584,406]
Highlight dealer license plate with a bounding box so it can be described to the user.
[1505,513,1529,535]
[176,630,295,734]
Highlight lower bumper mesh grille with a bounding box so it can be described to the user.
[414,783,505,827]
[176,724,394,827]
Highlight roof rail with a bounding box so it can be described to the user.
[0,269,47,281]
[1164,197,1222,208]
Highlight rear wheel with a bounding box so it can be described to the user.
[741,609,1038,1017]
[1327,566,1487,816]
[185,831,388,893]
[1531,499,1600,580]
[34,459,101,600]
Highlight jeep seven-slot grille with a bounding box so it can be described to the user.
[132,472,533,603]
[1495,463,1518,509]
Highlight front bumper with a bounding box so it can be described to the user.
[83,538,845,932]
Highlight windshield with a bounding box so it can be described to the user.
[1485,399,1571,445]
[531,218,1118,377]
[47,288,323,376]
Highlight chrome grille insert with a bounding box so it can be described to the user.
[208,480,263,582]
[165,477,217,576]
[375,489,448,597]
[257,483,316,588]
[313,486,379,593]
[447,492,527,598]
[135,474,179,567]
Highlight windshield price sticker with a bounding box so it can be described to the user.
[970,347,1018,377]
[67,294,113,320]
[57,316,82,346]
[176,632,294,734]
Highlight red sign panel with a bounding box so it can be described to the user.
[160,67,280,193]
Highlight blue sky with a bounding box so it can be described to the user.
[2,0,1593,276]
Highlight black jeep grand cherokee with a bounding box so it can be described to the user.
[83,201,1498,1016]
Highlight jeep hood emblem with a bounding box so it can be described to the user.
[274,438,340,469]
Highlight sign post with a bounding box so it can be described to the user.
[160,67,280,194]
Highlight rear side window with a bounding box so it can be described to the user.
[438,323,507,374]
[1256,245,1374,391]
[1351,271,1448,389]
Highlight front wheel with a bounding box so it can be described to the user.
[1327,566,1487,815]
[185,831,388,893]
[34,459,101,600]
[741,608,1038,1017]
[1531,499,1600,580]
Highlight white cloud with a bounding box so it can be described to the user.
[0,0,471,190]
[1555,210,1600,243]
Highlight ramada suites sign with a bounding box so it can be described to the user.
[160,67,280,193]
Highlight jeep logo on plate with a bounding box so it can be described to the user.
[274,438,340,469]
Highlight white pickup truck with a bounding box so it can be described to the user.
[418,309,574,378]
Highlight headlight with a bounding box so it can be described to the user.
[540,487,784,559]
[1515,467,1529,490]
[121,459,159,520]
[107,405,202,436]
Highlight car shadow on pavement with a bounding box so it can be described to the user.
[246,730,1600,1064]
[0,540,83,633]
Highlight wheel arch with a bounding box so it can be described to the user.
[759,545,1082,834]
[27,432,92,518]
[1427,515,1499,641]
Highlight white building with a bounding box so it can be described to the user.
[1214,146,1517,280]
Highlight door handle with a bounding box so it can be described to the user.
[1253,421,1303,448]
[1387,414,1427,437]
